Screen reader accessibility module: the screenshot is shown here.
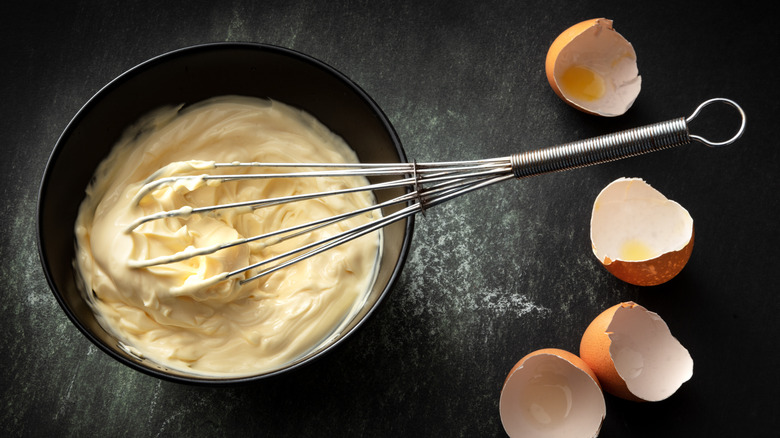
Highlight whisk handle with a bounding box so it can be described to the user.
[510,98,746,179]
[510,117,689,178]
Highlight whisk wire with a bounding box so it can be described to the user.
[236,202,421,283]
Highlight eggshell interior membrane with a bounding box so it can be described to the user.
[580,302,693,402]
[500,348,605,438]
[591,177,694,286]
[546,18,641,116]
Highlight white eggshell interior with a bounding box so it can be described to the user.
[591,178,693,262]
[608,304,693,401]
[500,354,605,438]
[554,21,641,116]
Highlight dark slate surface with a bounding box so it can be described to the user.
[2,1,777,436]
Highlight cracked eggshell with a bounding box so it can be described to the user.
[545,18,641,116]
[591,177,694,286]
[500,348,606,438]
[579,302,693,402]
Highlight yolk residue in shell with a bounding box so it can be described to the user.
[619,239,655,261]
[559,66,606,102]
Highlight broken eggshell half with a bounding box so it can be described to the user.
[500,348,606,438]
[590,177,694,286]
[579,302,693,402]
[545,18,641,116]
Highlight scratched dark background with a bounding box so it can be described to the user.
[2,0,778,436]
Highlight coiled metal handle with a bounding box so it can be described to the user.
[510,98,746,179]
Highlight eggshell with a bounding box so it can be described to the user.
[545,18,641,116]
[591,177,694,286]
[500,348,605,438]
[580,302,693,402]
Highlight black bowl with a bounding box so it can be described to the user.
[37,43,414,384]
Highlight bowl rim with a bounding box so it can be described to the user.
[36,42,415,385]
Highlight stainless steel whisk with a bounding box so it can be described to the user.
[127,98,745,284]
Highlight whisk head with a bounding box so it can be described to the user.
[126,158,516,283]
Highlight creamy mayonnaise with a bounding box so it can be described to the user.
[74,97,380,376]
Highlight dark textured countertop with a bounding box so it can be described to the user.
[2,1,777,436]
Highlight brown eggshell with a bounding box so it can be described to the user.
[580,302,693,402]
[545,18,640,116]
[500,348,605,438]
[591,178,694,286]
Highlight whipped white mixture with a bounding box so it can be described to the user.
[74,97,380,376]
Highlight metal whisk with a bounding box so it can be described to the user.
[126,98,745,284]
